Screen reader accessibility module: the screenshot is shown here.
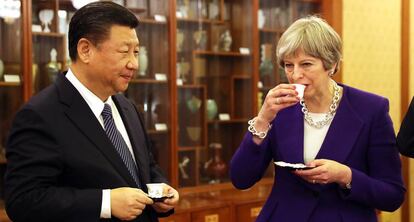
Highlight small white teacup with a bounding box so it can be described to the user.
[146,183,164,198]
[292,84,306,99]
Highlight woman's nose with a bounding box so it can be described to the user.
[291,67,304,80]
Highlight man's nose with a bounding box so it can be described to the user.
[127,54,138,70]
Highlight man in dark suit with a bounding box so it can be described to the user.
[4,2,179,221]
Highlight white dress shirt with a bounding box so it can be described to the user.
[66,69,136,218]
[303,112,335,164]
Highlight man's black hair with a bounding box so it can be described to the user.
[68,1,139,62]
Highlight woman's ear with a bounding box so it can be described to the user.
[77,38,93,64]
[329,63,338,77]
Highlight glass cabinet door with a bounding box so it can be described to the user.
[257,0,322,109]
[123,0,172,179]
[176,0,254,187]
[32,0,70,94]
[0,0,23,200]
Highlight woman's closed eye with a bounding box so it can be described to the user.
[301,62,313,67]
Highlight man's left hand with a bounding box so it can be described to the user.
[152,183,179,213]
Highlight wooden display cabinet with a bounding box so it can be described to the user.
[257,0,321,108]
[0,1,28,220]
[124,0,173,180]
[0,0,340,221]
[176,0,255,189]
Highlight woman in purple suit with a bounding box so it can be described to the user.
[230,16,405,222]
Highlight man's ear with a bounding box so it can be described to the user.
[77,38,93,64]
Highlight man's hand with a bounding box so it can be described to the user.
[152,183,179,213]
[111,187,153,221]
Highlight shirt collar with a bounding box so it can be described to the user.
[65,68,112,119]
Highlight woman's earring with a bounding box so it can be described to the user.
[328,70,334,77]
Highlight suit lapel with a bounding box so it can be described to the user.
[56,74,137,187]
[113,95,150,187]
[315,86,364,163]
[277,104,305,163]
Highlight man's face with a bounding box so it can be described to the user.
[87,25,139,98]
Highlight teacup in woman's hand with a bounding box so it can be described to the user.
[292,84,306,99]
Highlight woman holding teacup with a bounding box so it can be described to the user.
[230,16,405,222]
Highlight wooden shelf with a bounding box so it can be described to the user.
[260,28,285,34]
[32,32,65,38]
[233,75,252,80]
[178,84,205,89]
[193,50,252,57]
[208,119,248,124]
[140,18,168,25]
[0,82,21,87]
[177,18,225,25]
[178,146,204,151]
[147,129,169,135]
[130,79,168,84]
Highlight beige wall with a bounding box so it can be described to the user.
[342,0,402,221]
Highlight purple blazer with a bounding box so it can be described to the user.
[230,84,405,222]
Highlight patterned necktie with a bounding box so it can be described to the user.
[101,103,140,187]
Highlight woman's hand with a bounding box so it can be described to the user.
[257,84,299,124]
[293,159,352,187]
[250,84,299,144]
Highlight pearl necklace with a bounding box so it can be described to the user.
[299,81,340,129]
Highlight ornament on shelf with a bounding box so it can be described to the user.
[58,10,68,34]
[193,30,207,50]
[258,9,265,29]
[39,9,54,32]
[186,95,202,113]
[138,46,148,76]
[176,30,185,52]
[206,99,218,120]
[186,126,201,142]
[178,156,190,179]
[46,48,61,83]
[204,143,227,183]
[259,44,274,86]
[208,0,219,19]
[176,58,190,83]
[219,30,232,52]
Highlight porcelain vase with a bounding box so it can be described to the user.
[206,99,218,120]
[205,143,227,183]
[138,46,148,76]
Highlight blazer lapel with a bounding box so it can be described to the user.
[56,74,138,187]
[276,104,305,163]
[113,95,150,187]
[315,86,364,163]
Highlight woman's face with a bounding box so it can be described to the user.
[283,50,332,99]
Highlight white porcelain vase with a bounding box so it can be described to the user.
[138,46,148,76]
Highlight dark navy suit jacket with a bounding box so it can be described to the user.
[230,84,405,222]
[5,73,170,222]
